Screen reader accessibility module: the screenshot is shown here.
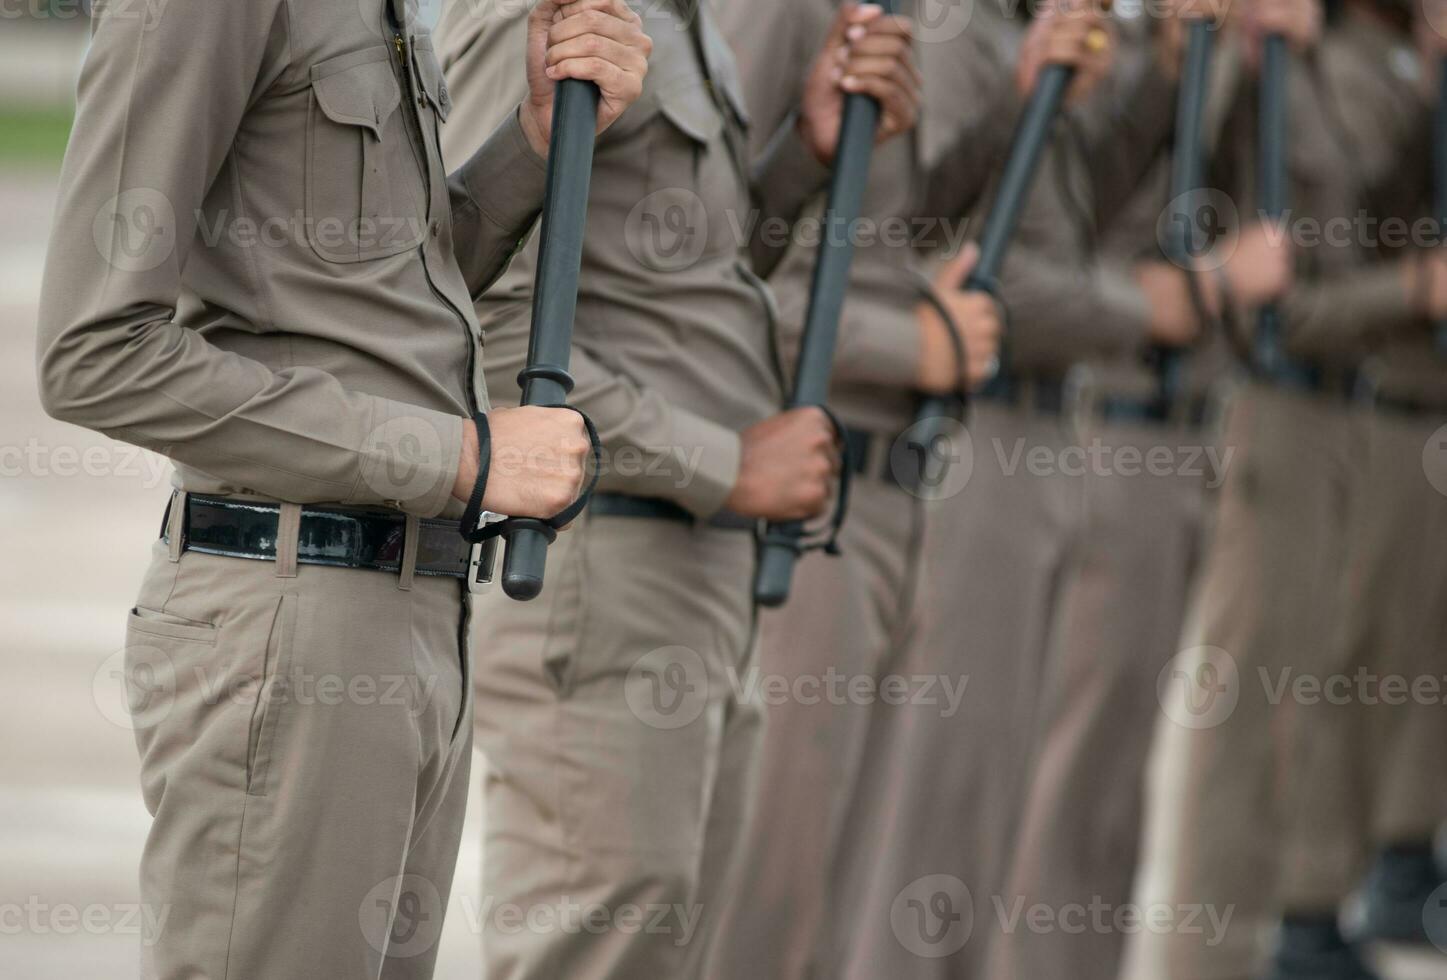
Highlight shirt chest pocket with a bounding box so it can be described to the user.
[306,49,428,264]
[641,83,747,263]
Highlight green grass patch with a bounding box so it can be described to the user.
[0,107,75,167]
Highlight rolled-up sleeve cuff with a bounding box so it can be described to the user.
[345,397,464,518]
[667,410,743,519]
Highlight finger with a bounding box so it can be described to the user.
[939,242,981,288]
[842,73,918,128]
[843,31,913,59]
[548,54,631,92]
[549,9,645,47]
[546,34,639,69]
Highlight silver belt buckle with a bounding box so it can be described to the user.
[467,512,506,594]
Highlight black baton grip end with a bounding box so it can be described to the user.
[502,526,551,601]
[754,537,800,608]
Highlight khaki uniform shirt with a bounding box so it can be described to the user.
[720,0,1025,433]
[1291,14,1441,402]
[993,29,1179,379]
[1211,13,1424,372]
[37,0,549,519]
[437,0,827,517]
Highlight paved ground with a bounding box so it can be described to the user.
[4,166,1446,979]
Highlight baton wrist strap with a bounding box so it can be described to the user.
[757,405,855,558]
[460,407,603,545]
[912,271,971,409]
[460,412,493,540]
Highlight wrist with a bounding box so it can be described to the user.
[519,102,550,158]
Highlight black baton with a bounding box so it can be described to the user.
[1251,34,1289,375]
[1157,19,1216,406]
[502,80,601,601]
[753,0,899,609]
[1435,55,1447,357]
[910,64,1074,477]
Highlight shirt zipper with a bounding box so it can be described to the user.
[393,27,481,418]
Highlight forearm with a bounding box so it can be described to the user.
[448,109,549,298]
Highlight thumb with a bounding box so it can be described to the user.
[936,242,981,290]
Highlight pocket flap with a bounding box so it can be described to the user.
[657,82,724,146]
[311,51,403,140]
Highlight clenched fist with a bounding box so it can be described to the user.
[1016,0,1116,106]
[453,406,592,520]
[521,0,653,156]
[725,408,843,521]
[799,2,923,165]
[917,244,1004,393]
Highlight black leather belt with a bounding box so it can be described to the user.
[167,494,495,585]
[977,376,1068,415]
[588,493,757,532]
[1372,392,1447,418]
[1096,394,1213,428]
[842,427,918,492]
[1257,361,1362,401]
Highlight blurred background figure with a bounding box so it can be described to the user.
[1125,0,1447,978]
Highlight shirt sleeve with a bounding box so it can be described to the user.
[448,109,549,298]
[35,0,466,518]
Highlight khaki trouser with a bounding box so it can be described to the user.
[470,509,762,980]
[986,418,1211,980]
[1276,405,1447,906]
[822,402,1085,980]
[126,494,473,980]
[1123,386,1366,980]
[705,447,929,980]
